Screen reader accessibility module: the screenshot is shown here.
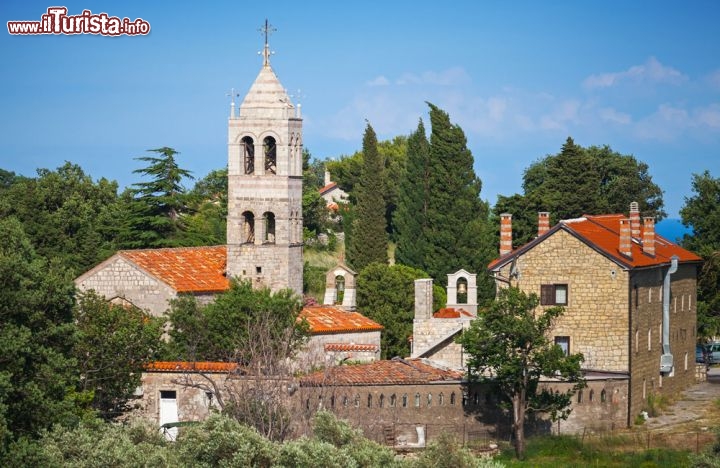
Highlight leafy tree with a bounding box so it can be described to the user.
[181,168,228,245]
[495,138,665,247]
[681,171,720,340]
[346,123,388,271]
[0,162,120,275]
[74,291,163,420]
[395,119,430,268]
[458,286,585,459]
[0,218,85,457]
[115,147,194,249]
[400,103,494,294]
[357,263,445,359]
[302,150,330,237]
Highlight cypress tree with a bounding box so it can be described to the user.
[422,103,492,287]
[395,119,430,268]
[346,123,388,271]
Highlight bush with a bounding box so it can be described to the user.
[411,432,504,468]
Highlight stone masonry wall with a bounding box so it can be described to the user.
[412,317,473,369]
[299,331,382,367]
[497,230,630,372]
[628,264,697,421]
[75,256,177,316]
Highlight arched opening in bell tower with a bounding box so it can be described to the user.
[241,211,255,243]
[263,212,276,244]
[242,136,255,174]
[264,136,277,174]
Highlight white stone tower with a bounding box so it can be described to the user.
[226,20,303,296]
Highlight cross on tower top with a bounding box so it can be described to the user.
[259,19,276,67]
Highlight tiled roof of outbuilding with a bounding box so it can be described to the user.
[300,358,463,386]
[324,343,379,352]
[489,214,702,270]
[433,308,474,318]
[120,246,229,293]
[145,361,239,373]
[300,306,383,334]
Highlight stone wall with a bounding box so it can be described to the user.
[299,331,381,367]
[628,264,697,420]
[496,229,630,372]
[411,317,473,369]
[75,255,177,316]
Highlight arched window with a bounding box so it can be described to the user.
[427,393,432,407]
[342,396,348,407]
[242,136,254,174]
[439,393,444,406]
[600,389,607,403]
[577,390,583,404]
[450,392,456,405]
[402,394,408,408]
[335,275,345,304]
[241,211,255,243]
[354,394,360,407]
[414,393,420,407]
[263,212,275,243]
[379,394,384,408]
[330,395,335,408]
[367,394,372,408]
[390,394,396,407]
[589,390,595,402]
[264,136,277,174]
[457,277,468,304]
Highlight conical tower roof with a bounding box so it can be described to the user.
[239,64,294,115]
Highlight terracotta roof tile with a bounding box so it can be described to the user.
[489,214,702,270]
[145,361,238,373]
[300,358,463,386]
[120,246,229,293]
[300,306,383,334]
[319,182,338,195]
[324,343,379,352]
[433,308,474,318]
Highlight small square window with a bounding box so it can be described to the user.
[541,284,568,305]
[256,266,262,274]
[555,336,570,355]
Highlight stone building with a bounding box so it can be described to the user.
[488,205,702,426]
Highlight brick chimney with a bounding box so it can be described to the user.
[629,201,641,238]
[500,213,512,256]
[414,278,434,320]
[619,218,632,258]
[643,217,656,257]
[538,212,550,237]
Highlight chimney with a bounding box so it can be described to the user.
[629,202,641,238]
[538,212,550,237]
[324,170,332,186]
[619,218,632,258]
[414,278,434,320]
[643,217,656,257]
[500,213,512,256]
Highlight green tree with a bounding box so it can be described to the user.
[0,218,84,456]
[181,168,228,245]
[357,263,445,358]
[302,149,330,238]
[395,119,430,268]
[346,123,388,271]
[458,286,585,459]
[412,103,494,293]
[0,162,120,275]
[116,147,194,249]
[681,171,720,340]
[74,291,163,420]
[496,138,665,247]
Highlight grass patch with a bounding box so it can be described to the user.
[495,435,691,467]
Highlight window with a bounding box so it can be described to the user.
[264,136,277,174]
[554,336,570,356]
[402,394,408,408]
[450,392,456,405]
[589,390,594,402]
[414,393,420,407]
[427,393,432,407]
[438,393,444,406]
[600,389,607,403]
[577,389,583,404]
[263,212,275,243]
[379,394,384,408]
[367,394,372,408]
[242,211,255,243]
[390,394,396,407]
[541,284,568,305]
[241,136,254,174]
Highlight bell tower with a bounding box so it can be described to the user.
[226,20,303,296]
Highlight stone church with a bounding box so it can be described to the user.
[75,30,381,365]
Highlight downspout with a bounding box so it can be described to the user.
[660,255,679,373]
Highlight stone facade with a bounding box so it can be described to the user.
[226,55,304,297]
[302,330,382,365]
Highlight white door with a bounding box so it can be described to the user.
[159,390,178,441]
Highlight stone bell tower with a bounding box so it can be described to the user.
[226,20,303,296]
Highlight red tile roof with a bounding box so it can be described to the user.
[319,182,338,195]
[145,361,238,373]
[301,306,383,334]
[121,246,229,293]
[489,214,702,270]
[324,343,379,352]
[433,308,474,318]
[300,358,463,386]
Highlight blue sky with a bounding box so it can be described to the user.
[1,1,718,219]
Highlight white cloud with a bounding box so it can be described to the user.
[693,104,720,129]
[366,75,389,87]
[598,107,632,125]
[704,70,720,90]
[395,66,471,86]
[583,57,687,89]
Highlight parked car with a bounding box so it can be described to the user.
[707,342,720,365]
[697,344,707,363]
